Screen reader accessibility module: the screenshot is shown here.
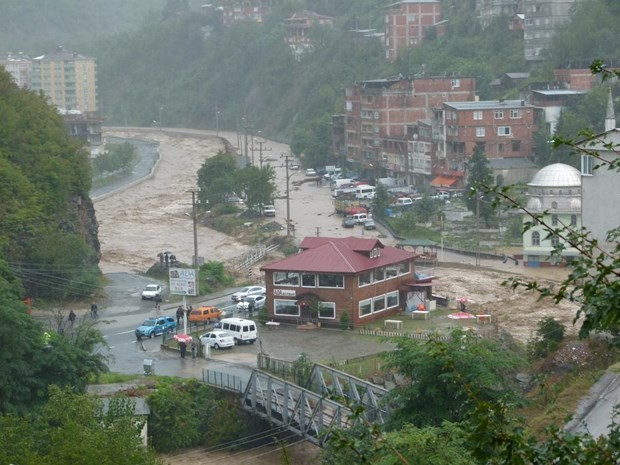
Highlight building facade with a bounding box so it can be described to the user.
[284,10,334,59]
[523,0,576,61]
[384,0,443,62]
[31,46,98,113]
[260,237,422,327]
[0,52,31,88]
[523,163,582,266]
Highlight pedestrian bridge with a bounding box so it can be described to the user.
[202,362,391,447]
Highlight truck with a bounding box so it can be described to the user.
[333,198,369,216]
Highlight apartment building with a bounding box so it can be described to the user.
[31,46,97,113]
[523,0,576,61]
[476,0,522,25]
[344,76,476,183]
[216,0,271,27]
[384,0,443,62]
[0,52,31,88]
[284,10,334,59]
[438,99,539,176]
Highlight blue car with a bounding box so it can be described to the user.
[135,316,176,340]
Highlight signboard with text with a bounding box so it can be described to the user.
[273,289,296,297]
[169,268,198,296]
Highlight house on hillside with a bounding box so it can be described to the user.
[260,236,431,327]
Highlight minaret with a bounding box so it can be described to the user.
[605,86,616,132]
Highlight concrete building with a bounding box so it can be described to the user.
[384,0,444,62]
[217,0,270,27]
[523,0,576,61]
[284,10,334,60]
[344,76,476,185]
[31,46,98,113]
[580,89,620,251]
[476,0,522,25]
[0,52,31,88]
[260,236,429,328]
[438,99,539,180]
[523,163,582,266]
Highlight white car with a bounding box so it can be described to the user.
[263,205,276,217]
[231,286,266,302]
[141,284,162,300]
[200,330,234,349]
[236,294,266,312]
[305,168,317,177]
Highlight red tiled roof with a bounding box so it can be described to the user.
[261,237,417,273]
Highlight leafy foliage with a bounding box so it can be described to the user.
[93,142,138,176]
[465,146,495,226]
[527,317,566,360]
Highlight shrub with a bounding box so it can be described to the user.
[339,311,351,330]
[527,316,566,360]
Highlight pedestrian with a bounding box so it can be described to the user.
[90,302,98,319]
[191,340,196,359]
[179,341,187,359]
[185,305,192,320]
[154,299,161,312]
[176,306,183,325]
[68,310,76,325]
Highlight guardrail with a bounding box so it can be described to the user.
[202,369,247,393]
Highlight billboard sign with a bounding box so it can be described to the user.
[169,268,198,296]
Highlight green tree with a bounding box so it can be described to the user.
[384,330,524,429]
[196,152,238,207]
[465,146,495,226]
[236,164,277,209]
[527,316,566,360]
[413,197,438,223]
[371,182,390,219]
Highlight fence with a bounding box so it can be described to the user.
[202,369,247,393]
[231,243,280,271]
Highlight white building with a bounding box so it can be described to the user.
[523,163,581,266]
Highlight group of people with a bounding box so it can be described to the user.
[178,339,197,359]
[66,302,98,325]
[175,305,193,325]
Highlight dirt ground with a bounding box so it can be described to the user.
[95,129,580,464]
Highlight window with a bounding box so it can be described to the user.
[476,127,485,137]
[581,154,593,175]
[552,214,558,226]
[512,140,521,151]
[358,271,373,287]
[301,273,316,287]
[551,235,560,247]
[531,231,540,246]
[498,126,511,136]
[318,273,344,288]
[385,265,398,279]
[398,261,410,275]
[386,291,399,309]
[273,272,299,286]
[451,79,460,88]
[359,299,372,317]
[510,109,522,119]
[446,112,451,120]
[373,295,386,313]
[551,201,558,209]
[274,299,299,316]
[570,215,577,227]
[473,111,483,120]
[494,110,504,119]
[374,268,385,282]
[498,143,504,152]
[318,302,335,319]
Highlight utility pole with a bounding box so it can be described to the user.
[191,190,199,268]
[256,139,271,168]
[476,193,481,267]
[285,154,292,236]
[215,105,220,137]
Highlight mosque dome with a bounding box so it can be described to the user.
[528,163,581,187]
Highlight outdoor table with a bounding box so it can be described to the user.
[265,321,280,330]
[412,310,430,320]
[476,314,492,325]
[384,319,403,330]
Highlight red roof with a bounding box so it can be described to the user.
[261,237,417,274]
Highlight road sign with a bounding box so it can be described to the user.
[169,268,198,296]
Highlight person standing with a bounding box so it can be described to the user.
[191,340,196,359]
[176,306,183,325]
[179,341,187,359]
[90,302,98,319]
[68,310,76,325]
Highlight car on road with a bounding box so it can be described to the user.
[363,219,376,230]
[135,316,176,340]
[342,217,355,228]
[200,330,235,349]
[141,284,162,300]
[263,204,276,217]
[236,294,266,312]
[305,168,317,177]
[231,286,266,302]
[188,306,223,323]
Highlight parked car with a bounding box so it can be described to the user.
[342,217,355,228]
[263,204,276,216]
[200,330,235,349]
[135,316,176,340]
[226,196,245,205]
[305,168,317,176]
[236,294,266,312]
[363,219,376,230]
[188,306,223,323]
[231,286,266,302]
[141,284,162,300]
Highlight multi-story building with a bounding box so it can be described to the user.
[523,0,576,61]
[476,0,522,25]
[0,52,31,88]
[31,46,97,113]
[260,236,424,328]
[384,0,444,62]
[580,90,620,252]
[438,99,539,178]
[553,62,602,91]
[216,0,271,27]
[284,10,334,59]
[344,76,476,185]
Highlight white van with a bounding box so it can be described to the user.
[331,178,354,189]
[219,318,258,345]
[355,185,376,199]
[352,212,368,224]
[395,197,414,206]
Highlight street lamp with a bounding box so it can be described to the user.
[159,106,163,131]
[215,105,220,136]
[283,153,294,236]
[190,189,199,268]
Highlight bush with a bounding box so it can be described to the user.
[527,317,566,360]
[339,311,351,330]
[257,307,268,326]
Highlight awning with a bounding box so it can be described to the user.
[430,176,458,187]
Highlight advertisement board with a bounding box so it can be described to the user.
[168,268,198,296]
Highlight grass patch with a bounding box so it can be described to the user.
[91,372,146,384]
